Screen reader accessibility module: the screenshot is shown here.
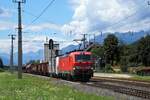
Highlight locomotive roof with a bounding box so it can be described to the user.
[69,51,91,55]
[58,51,91,58]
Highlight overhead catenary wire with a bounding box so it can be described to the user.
[24,0,56,29]
[22,10,57,25]
[23,1,149,45]
[30,0,56,24]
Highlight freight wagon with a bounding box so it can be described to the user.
[25,51,94,82]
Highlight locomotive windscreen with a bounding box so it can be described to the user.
[75,54,91,62]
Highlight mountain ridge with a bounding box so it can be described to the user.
[1,30,149,65]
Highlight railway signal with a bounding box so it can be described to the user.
[49,39,54,49]
[49,39,53,73]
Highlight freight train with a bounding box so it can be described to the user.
[24,51,93,82]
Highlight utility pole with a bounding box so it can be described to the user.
[8,34,16,74]
[73,34,87,50]
[83,34,86,49]
[148,1,150,5]
[82,34,88,50]
[93,34,96,44]
[13,0,26,79]
[88,34,92,44]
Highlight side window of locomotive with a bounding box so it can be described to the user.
[83,55,91,61]
[75,55,91,62]
[75,55,82,62]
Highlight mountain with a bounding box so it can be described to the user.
[13,49,44,65]
[95,30,150,44]
[60,44,79,54]
[61,30,150,54]
[0,30,149,65]
[0,50,44,65]
[0,52,9,65]
[23,50,44,64]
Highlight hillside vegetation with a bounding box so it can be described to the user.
[91,34,150,73]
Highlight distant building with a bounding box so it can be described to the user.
[44,42,59,62]
[44,42,59,72]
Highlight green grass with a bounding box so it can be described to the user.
[0,68,4,72]
[131,75,150,82]
[0,72,113,100]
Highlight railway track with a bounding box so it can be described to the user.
[86,77,150,99]
[26,73,150,99]
[92,77,150,88]
[85,82,150,99]
[93,76,150,83]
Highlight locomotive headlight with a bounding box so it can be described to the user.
[91,67,93,70]
[74,66,80,69]
[73,67,76,70]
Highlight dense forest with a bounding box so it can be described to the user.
[91,34,150,73]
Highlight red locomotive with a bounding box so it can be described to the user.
[57,51,93,81]
[24,51,93,82]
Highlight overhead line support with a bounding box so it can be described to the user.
[12,0,26,79]
[8,34,16,74]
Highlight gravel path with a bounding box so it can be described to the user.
[94,73,132,78]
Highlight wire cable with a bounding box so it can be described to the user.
[31,0,56,24]
[24,0,56,30]
[22,10,56,25]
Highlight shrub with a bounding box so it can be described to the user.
[103,64,114,73]
[120,65,128,72]
[0,68,4,72]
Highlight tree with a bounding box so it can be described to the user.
[27,60,40,64]
[104,34,119,65]
[91,46,104,58]
[91,46,105,70]
[120,43,139,67]
[0,58,3,68]
[137,35,150,66]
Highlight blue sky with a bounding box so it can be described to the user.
[0,0,150,54]
[0,0,74,53]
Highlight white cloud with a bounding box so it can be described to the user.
[0,39,11,53]
[0,7,12,18]
[107,17,150,32]
[25,23,62,32]
[0,35,45,54]
[0,21,68,54]
[21,34,71,53]
[61,19,89,35]
[63,0,150,35]
[0,21,16,31]
[1,0,150,54]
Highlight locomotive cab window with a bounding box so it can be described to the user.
[75,54,91,62]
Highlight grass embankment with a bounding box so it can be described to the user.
[0,68,4,72]
[131,75,150,82]
[0,72,113,100]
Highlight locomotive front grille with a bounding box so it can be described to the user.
[73,69,93,76]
